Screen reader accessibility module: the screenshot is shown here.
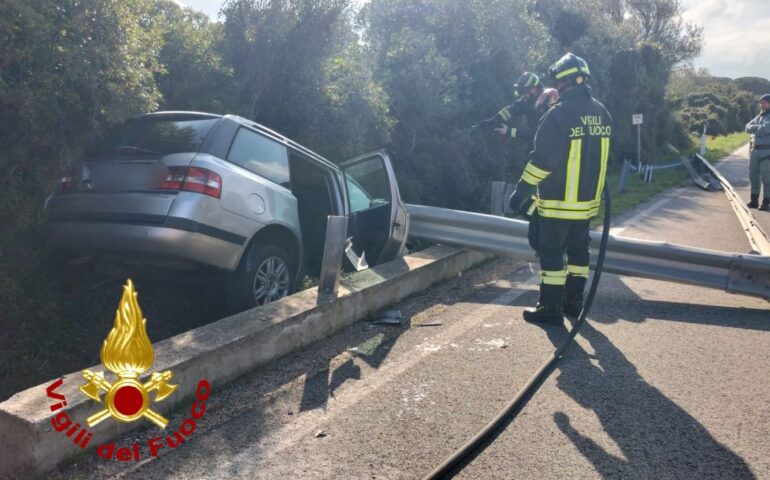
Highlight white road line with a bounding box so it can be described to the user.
[609,187,689,236]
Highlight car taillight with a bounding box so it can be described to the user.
[57,176,75,192]
[159,167,222,198]
[182,167,222,198]
[160,167,187,190]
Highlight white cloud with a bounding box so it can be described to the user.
[681,0,770,78]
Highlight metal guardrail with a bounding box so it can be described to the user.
[407,204,770,300]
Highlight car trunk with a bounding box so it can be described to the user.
[46,153,198,223]
[46,115,219,224]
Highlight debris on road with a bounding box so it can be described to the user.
[372,309,403,325]
[479,338,508,349]
[416,321,443,327]
[315,430,327,438]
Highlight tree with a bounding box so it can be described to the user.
[362,0,552,209]
[0,0,167,392]
[626,0,702,65]
[152,1,233,113]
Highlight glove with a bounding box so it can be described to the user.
[508,182,535,217]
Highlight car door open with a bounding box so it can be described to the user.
[340,150,409,269]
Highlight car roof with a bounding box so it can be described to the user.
[139,111,222,121]
[142,111,339,171]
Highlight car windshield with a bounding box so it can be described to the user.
[88,116,218,158]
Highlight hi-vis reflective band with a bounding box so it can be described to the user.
[498,107,512,122]
[567,264,590,278]
[526,195,537,216]
[541,269,567,285]
[565,139,582,203]
[521,162,551,186]
[595,137,610,202]
[510,127,517,139]
[554,66,591,79]
[537,199,600,220]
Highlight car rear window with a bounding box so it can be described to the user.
[89,117,218,158]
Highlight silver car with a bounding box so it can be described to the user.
[44,111,409,309]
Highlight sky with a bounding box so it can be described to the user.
[178,0,769,79]
[680,0,770,79]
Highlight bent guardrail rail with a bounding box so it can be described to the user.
[407,204,770,300]
[693,153,770,256]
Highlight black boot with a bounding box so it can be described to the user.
[563,297,583,318]
[564,272,587,318]
[523,303,564,325]
[748,194,759,209]
[760,198,770,211]
[524,284,564,325]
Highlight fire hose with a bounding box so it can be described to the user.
[421,182,612,479]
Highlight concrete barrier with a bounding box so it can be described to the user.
[0,246,490,478]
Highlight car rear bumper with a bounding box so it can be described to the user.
[46,218,246,272]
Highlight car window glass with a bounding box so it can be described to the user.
[228,128,290,187]
[90,118,218,157]
[344,157,391,214]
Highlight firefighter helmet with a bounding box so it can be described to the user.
[548,53,590,83]
[513,72,540,95]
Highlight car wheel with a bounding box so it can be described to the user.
[228,243,295,311]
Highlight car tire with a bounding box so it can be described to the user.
[227,243,295,312]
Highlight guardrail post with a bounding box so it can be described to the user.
[491,181,506,215]
[318,215,348,303]
[618,159,630,193]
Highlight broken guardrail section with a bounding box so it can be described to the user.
[691,153,770,256]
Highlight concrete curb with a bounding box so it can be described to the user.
[0,246,490,478]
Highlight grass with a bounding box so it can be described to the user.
[591,132,750,227]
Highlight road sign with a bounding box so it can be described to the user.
[632,114,643,125]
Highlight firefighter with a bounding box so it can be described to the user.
[480,72,559,151]
[508,53,612,325]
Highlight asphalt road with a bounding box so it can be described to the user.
[55,146,770,480]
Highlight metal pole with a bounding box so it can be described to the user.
[637,123,641,171]
[317,216,348,302]
[406,204,770,300]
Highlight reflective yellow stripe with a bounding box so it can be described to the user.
[564,139,582,203]
[538,207,599,220]
[567,265,589,278]
[526,196,538,216]
[595,137,610,202]
[521,171,540,185]
[525,162,550,179]
[510,127,517,139]
[554,67,578,79]
[521,162,551,186]
[541,269,567,285]
[538,198,600,211]
[498,108,511,121]
[554,66,590,79]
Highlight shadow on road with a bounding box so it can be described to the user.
[540,317,755,479]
